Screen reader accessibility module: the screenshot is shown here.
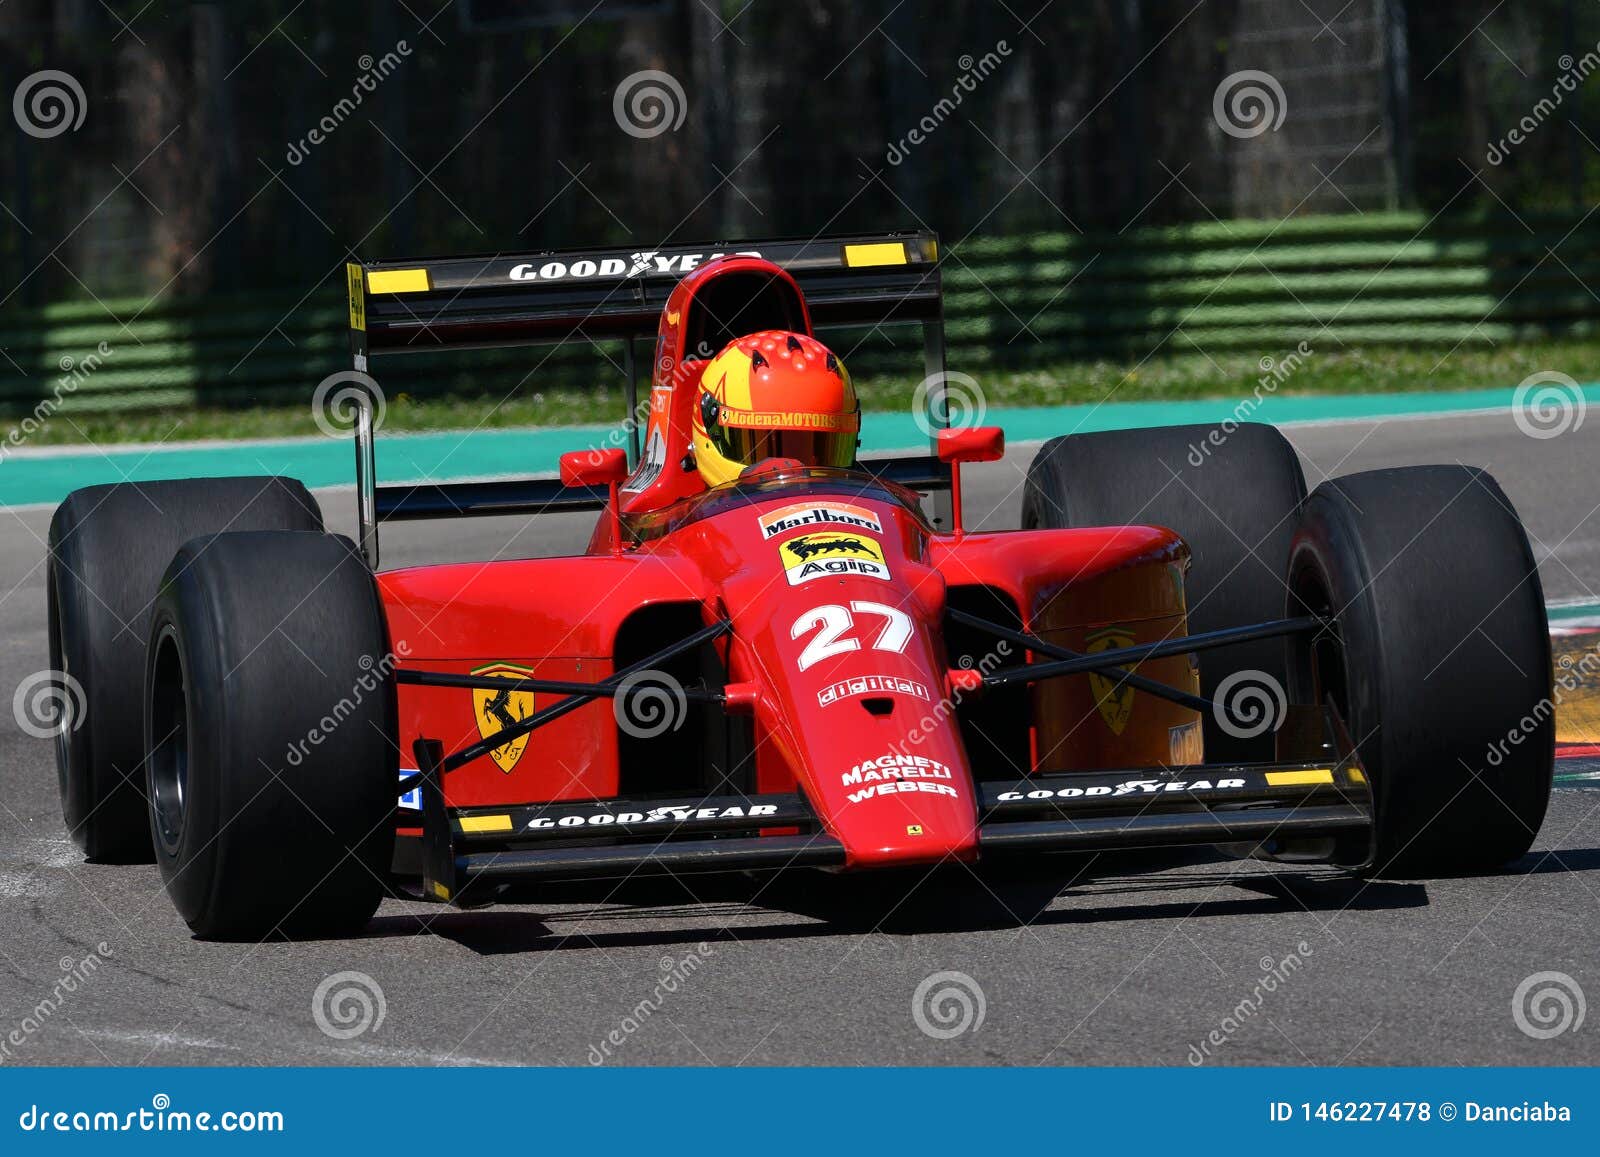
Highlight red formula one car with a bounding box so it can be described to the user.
[47,233,1553,938]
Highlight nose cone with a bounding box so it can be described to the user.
[716,526,979,866]
[748,605,980,866]
[812,724,980,866]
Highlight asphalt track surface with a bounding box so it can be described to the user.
[1,409,1597,1067]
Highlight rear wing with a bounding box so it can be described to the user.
[347,231,942,357]
[342,231,950,567]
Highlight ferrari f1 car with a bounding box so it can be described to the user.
[47,231,1553,938]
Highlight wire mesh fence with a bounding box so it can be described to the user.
[2,2,1599,329]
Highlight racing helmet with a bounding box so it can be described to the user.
[692,330,859,488]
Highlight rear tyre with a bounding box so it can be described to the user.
[48,477,322,862]
[1022,422,1307,763]
[1287,466,1551,875]
[145,531,396,939]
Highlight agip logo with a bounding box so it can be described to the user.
[778,532,890,585]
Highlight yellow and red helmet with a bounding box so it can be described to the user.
[692,330,859,487]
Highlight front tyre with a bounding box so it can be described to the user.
[1287,466,1551,876]
[1023,422,1306,763]
[145,531,396,939]
[48,477,322,861]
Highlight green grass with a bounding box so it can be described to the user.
[15,338,1600,446]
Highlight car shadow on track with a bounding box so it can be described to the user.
[1363,844,1600,882]
[758,853,1428,934]
[1502,846,1600,874]
[345,847,1435,954]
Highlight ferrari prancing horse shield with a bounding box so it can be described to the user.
[1086,627,1136,735]
[471,662,535,774]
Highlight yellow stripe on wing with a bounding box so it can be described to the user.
[843,242,908,267]
[1264,768,1335,787]
[366,267,431,293]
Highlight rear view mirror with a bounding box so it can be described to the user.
[560,449,628,553]
[560,448,628,488]
[935,426,1004,538]
[936,426,1005,464]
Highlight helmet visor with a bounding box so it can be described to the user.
[709,423,857,472]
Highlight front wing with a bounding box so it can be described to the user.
[411,742,1373,902]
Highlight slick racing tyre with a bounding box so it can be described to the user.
[145,531,396,939]
[1286,466,1551,876]
[1023,422,1307,763]
[47,477,322,862]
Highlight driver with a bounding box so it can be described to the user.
[691,330,859,488]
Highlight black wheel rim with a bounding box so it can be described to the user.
[148,627,189,853]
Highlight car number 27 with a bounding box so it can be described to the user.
[790,601,913,671]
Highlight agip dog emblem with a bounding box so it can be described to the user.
[778,532,890,585]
